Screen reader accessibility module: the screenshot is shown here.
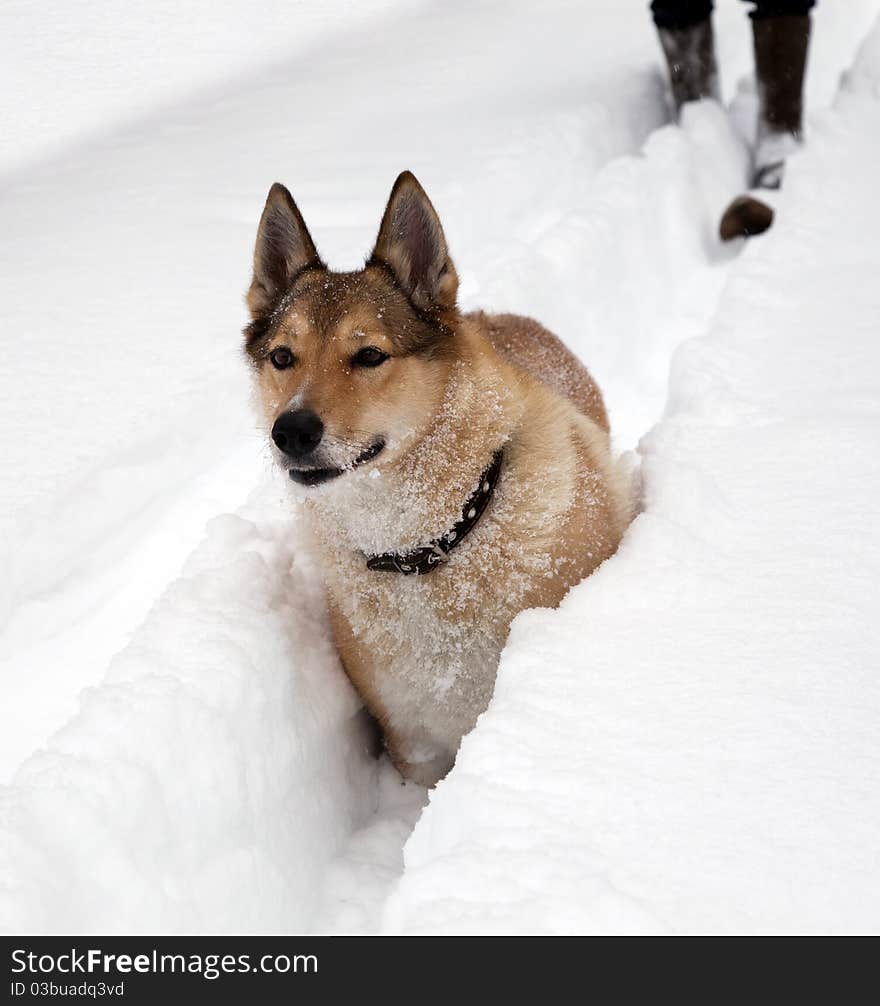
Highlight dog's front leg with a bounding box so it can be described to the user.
[385,729,456,788]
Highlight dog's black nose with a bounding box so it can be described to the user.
[272,409,324,458]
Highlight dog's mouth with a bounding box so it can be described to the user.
[288,439,386,487]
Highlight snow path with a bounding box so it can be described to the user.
[1,2,879,933]
[384,20,880,935]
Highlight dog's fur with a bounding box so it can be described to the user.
[244,172,630,786]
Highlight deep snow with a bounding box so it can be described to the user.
[2,0,880,934]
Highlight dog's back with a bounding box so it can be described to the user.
[472,311,609,433]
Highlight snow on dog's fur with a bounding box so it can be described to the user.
[244,172,631,785]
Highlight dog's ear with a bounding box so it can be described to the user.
[247,183,323,318]
[370,172,458,311]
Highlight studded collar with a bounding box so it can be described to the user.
[365,450,503,575]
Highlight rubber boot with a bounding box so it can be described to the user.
[752,14,811,189]
[657,17,721,115]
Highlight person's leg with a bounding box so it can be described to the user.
[651,1,720,113]
[650,0,714,30]
[743,1,815,187]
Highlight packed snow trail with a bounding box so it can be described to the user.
[383,20,880,935]
[1,1,879,933]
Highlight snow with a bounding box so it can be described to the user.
[0,0,423,176]
[2,0,880,934]
[1,505,381,932]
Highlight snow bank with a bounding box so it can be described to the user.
[383,19,880,935]
[0,504,379,932]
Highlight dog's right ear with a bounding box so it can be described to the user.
[369,171,458,312]
[247,183,323,318]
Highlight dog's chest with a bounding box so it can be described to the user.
[369,578,502,737]
[322,517,547,743]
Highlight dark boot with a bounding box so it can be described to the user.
[657,17,720,115]
[752,14,811,188]
[719,194,774,241]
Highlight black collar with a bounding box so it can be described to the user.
[366,451,503,575]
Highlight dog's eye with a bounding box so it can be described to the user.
[352,347,389,368]
[269,347,295,370]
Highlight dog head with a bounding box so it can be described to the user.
[244,172,460,488]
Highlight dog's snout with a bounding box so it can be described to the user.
[272,409,324,458]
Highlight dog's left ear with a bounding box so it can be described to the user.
[248,182,323,318]
[370,172,458,311]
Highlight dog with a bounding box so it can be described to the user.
[244,172,631,787]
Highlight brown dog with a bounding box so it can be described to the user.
[244,172,631,786]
